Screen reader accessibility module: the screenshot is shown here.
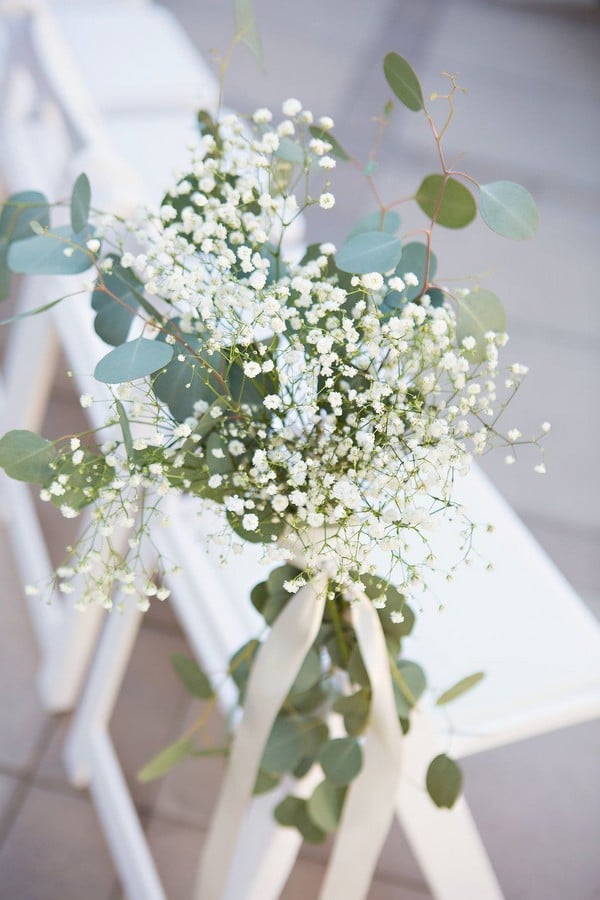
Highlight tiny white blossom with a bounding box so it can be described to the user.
[319,192,335,210]
[80,394,93,408]
[242,513,259,531]
[282,98,302,117]
[243,361,262,378]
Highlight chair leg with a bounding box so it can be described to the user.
[396,707,504,900]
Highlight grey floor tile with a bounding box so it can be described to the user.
[145,816,205,900]
[519,514,600,606]
[462,718,600,900]
[0,784,116,900]
[152,697,228,829]
[0,772,20,824]
[109,624,193,813]
[0,529,49,772]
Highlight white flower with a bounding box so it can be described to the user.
[72,450,84,465]
[404,272,419,287]
[318,116,334,130]
[318,156,336,169]
[264,394,281,410]
[253,107,272,123]
[507,429,522,442]
[319,192,335,210]
[86,239,100,253]
[70,438,81,451]
[361,272,384,291]
[242,513,259,531]
[461,336,476,351]
[208,474,223,488]
[541,421,551,433]
[534,462,546,474]
[504,455,516,465]
[60,505,78,519]
[80,394,93,408]
[174,423,192,438]
[388,276,405,292]
[243,361,262,378]
[282,98,302,117]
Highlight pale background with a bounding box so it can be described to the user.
[0,1,599,898]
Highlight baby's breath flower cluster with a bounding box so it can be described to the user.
[0,54,547,821]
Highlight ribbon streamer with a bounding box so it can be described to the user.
[320,592,404,900]
[194,573,327,900]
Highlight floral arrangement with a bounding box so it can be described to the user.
[0,47,546,861]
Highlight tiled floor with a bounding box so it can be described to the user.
[1,0,599,898]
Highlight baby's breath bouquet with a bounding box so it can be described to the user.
[0,51,546,863]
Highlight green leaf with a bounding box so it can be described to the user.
[70,173,91,234]
[396,242,438,302]
[335,231,402,275]
[92,257,142,347]
[7,224,95,275]
[456,288,506,363]
[0,191,50,242]
[416,175,476,229]
[383,52,424,112]
[289,648,322,695]
[250,580,269,615]
[308,126,350,161]
[318,737,362,786]
[229,639,259,699]
[307,780,347,832]
[171,654,214,699]
[261,716,304,775]
[392,660,426,718]
[227,505,285,545]
[332,689,371,737]
[48,452,113,511]
[137,737,193,782]
[274,796,326,844]
[206,432,233,476]
[436,671,485,706]
[253,769,280,795]
[347,644,370,688]
[94,337,174,384]
[426,754,463,808]
[115,400,135,464]
[274,795,304,827]
[0,430,55,483]
[346,210,400,241]
[233,0,264,69]
[0,243,10,302]
[479,181,538,241]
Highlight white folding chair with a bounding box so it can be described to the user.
[1,3,599,899]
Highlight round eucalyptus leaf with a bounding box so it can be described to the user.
[0,190,50,242]
[94,337,174,384]
[479,181,538,240]
[206,432,233,476]
[253,769,280,795]
[383,52,424,112]
[307,780,347,832]
[92,256,142,347]
[346,210,401,241]
[290,648,322,695]
[456,289,506,363]
[397,242,437,301]
[7,224,95,275]
[170,654,214,699]
[274,795,304,827]
[335,231,402,274]
[426,754,463,808]
[0,429,55,484]
[261,717,304,775]
[416,175,476,229]
[393,660,427,717]
[332,689,371,737]
[318,737,363,786]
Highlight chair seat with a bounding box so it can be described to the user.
[39,1,217,114]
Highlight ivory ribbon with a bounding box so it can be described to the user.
[320,592,404,900]
[194,573,327,900]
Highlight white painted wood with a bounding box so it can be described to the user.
[1,2,598,899]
